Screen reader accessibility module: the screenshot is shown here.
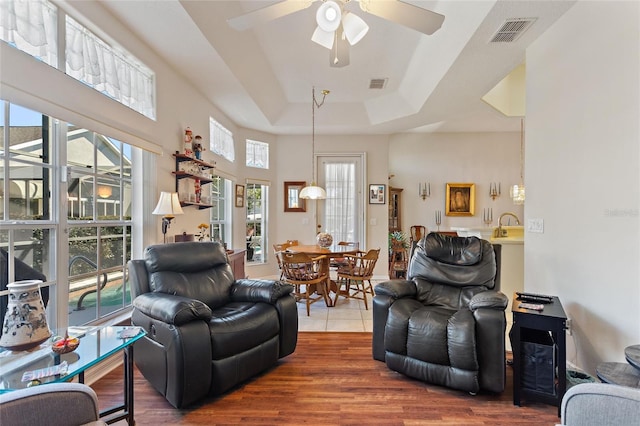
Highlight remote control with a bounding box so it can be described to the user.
[516,292,553,303]
[519,302,544,311]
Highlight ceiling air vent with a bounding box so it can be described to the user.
[490,18,536,43]
[369,78,388,90]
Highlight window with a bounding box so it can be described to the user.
[1,100,137,330]
[209,175,232,247]
[0,0,156,120]
[210,118,235,162]
[246,182,268,264]
[246,139,269,169]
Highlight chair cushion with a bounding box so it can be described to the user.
[209,302,280,359]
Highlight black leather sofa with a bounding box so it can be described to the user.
[128,241,298,408]
[373,233,507,394]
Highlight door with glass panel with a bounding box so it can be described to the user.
[316,155,364,246]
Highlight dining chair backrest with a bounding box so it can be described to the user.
[340,248,380,279]
[280,252,324,282]
[410,225,427,243]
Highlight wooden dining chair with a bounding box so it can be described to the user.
[273,241,300,279]
[410,225,427,243]
[329,241,359,270]
[279,252,329,316]
[335,248,380,309]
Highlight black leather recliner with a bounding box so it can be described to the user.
[128,241,298,408]
[373,233,507,394]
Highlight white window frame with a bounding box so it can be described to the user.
[246,139,269,169]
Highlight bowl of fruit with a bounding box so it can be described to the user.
[51,331,80,354]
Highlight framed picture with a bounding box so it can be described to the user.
[284,181,306,212]
[235,184,244,208]
[445,183,475,216]
[369,184,386,204]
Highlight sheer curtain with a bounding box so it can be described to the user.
[65,15,155,120]
[0,0,58,66]
[323,162,356,243]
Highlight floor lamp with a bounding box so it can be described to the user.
[152,192,184,243]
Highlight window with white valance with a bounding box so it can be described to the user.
[210,117,235,162]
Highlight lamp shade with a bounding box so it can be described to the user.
[152,191,184,217]
[316,0,341,32]
[311,26,335,49]
[342,12,369,45]
[299,184,327,200]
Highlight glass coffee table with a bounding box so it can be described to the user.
[0,325,145,425]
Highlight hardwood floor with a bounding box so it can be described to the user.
[92,332,560,425]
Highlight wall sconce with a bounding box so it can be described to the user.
[419,182,431,200]
[489,182,500,200]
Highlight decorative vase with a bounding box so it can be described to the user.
[316,232,333,248]
[0,280,51,351]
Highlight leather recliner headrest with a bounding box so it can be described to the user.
[421,233,482,266]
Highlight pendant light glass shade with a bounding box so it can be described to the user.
[311,26,335,49]
[342,12,369,45]
[316,1,341,32]
[299,184,327,200]
[510,184,525,205]
[511,118,526,205]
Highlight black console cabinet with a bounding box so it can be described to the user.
[510,293,567,416]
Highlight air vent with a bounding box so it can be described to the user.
[490,18,536,43]
[369,78,388,90]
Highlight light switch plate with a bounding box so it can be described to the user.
[528,218,544,233]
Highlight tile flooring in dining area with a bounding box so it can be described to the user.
[293,280,383,332]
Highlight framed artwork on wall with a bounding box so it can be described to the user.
[235,184,245,208]
[369,184,386,204]
[445,183,475,216]
[284,181,306,212]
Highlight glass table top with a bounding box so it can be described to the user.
[0,326,145,392]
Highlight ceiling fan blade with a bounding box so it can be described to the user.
[359,0,445,36]
[228,1,314,31]
[330,26,350,68]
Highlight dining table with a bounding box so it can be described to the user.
[285,244,360,307]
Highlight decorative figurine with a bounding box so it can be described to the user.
[193,135,205,160]
[194,178,201,203]
[184,127,193,157]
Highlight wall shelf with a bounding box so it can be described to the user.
[172,152,215,209]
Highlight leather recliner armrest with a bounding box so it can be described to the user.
[468,290,508,311]
[133,292,212,325]
[230,279,293,304]
[373,280,417,299]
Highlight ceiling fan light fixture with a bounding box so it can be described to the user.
[342,12,369,45]
[311,26,335,49]
[316,0,342,32]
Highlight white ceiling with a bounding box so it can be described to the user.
[99,0,576,135]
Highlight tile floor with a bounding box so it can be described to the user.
[295,281,381,332]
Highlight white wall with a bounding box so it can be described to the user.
[526,0,640,373]
[388,132,524,232]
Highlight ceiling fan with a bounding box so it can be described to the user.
[228,0,445,68]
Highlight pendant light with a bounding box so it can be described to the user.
[510,118,525,205]
[300,87,329,200]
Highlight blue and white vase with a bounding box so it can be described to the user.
[0,280,51,351]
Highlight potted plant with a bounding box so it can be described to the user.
[389,231,409,251]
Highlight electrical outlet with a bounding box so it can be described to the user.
[528,218,544,233]
[566,318,572,335]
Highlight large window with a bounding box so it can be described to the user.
[0,0,156,119]
[209,175,232,248]
[1,100,137,330]
[246,182,268,264]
